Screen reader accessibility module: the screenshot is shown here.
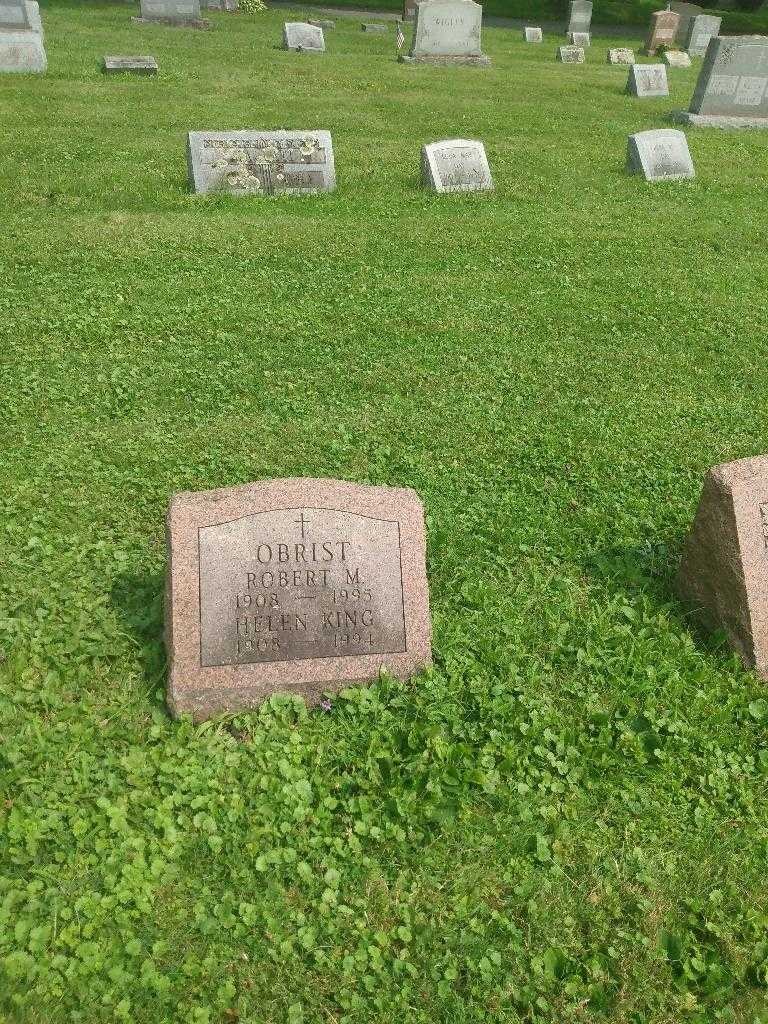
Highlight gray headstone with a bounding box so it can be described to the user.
[569,30,590,47]
[627,128,694,180]
[283,21,325,52]
[421,138,492,193]
[401,0,489,66]
[0,0,30,31]
[567,0,592,34]
[25,1,41,36]
[664,49,692,67]
[0,28,45,70]
[165,479,432,721]
[524,26,543,43]
[558,45,585,64]
[362,22,387,32]
[608,47,635,65]
[627,62,669,97]
[403,0,418,18]
[669,2,703,44]
[187,130,336,195]
[679,35,768,127]
[138,0,203,22]
[104,54,159,74]
[685,14,721,57]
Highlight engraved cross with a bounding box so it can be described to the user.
[295,511,311,539]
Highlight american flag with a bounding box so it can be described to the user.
[395,20,405,52]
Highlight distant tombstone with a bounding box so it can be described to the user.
[524,26,543,43]
[608,47,635,65]
[165,478,432,720]
[0,0,46,71]
[669,1,703,44]
[676,35,768,127]
[204,0,239,10]
[187,130,336,195]
[403,0,418,19]
[645,8,679,55]
[309,19,335,29]
[567,0,592,35]
[400,0,490,66]
[664,49,692,67]
[362,22,387,32]
[421,138,492,192]
[283,21,325,52]
[685,14,721,57]
[134,0,207,26]
[677,455,768,679]
[569,30,590,47]
[558,45,585,63]
[627,128,694,180]
[104,54,158,74]
[627,62,669,97]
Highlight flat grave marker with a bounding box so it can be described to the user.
[362,22,387,32]
[104,54,158,74]
[664,49,692,68]
[677,455,768,680]
[309,18,334,28]
[569,30,590,46]
[608,47,635,65]
[558,45,585,63]
[524,26,543,43]
[165,478,432,720]
[627,127,694,180]
[627,62,669,97]
[400,0,490,66]
[283,21,325,51]
[421,138,492,192]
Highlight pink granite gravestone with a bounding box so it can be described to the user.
[645,8,679,54]
[677,455,768,678]
[166,478,432,719]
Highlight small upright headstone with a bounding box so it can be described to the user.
[626,128,694,180]
[669,1,703,44]
[677,455,768,679]
[627,62,669,97]
[0,0,46,72]
[664,49,692,67]
[283,21,325,52]
[134,0,208,26]
[362,22,387,32]
[645,8,679,55]
[421,138,492,192]
[558,45,585,64]
[187,130,336,195]
[675,35,768,128]
[104,54,158,74]
[400,0,490,66]
[567,0,592,36]
[608,47,635,65]
[165,478,432,720]
[524,26,543,43]
[685,14,721,57]
[569,30,590,47]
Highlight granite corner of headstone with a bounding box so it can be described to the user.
[165,478,433,721]
[421,138,493,193]
[676,454,768,679]
[626,127,694,180]
[362,22,387,32]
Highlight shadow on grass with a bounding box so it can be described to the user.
[111,569,168,700]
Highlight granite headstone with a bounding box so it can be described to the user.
[645,8,679,55]
[627,62,669,97]
[187,130,336,195]
[135,0,206,25]
[421,138,492,192]
[309,18,335,29]
[664,49,692,67]
[569,30,590,47]
[283,21,325,51]
[676,35,768,127]
[400,0,489,66]
[558,45,585,63]
[567,0,592,35]
[669,1,703,44]
[685,14,721,57]
[0,0,45,71]
[608,47,635,65]
[104,54,158,74]
[362,22,387,31]
[626,128,694,180]
[524,26,543,43]
[677,455,768,679]
[165,478,432,720]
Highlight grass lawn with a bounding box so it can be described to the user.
[2,3,768,1022]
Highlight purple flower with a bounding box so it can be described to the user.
[320,699,332,712]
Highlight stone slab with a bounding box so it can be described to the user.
[104,54,158,73]
[524,26,543,43]
[608,47,635,65]
[664,49,692,68]
[569,31,590,47]
[687,35,768,121]
[0,0,30,31]
[404,0,488,64]
[283,21,325,51]
[25,1,41,36]
[645,8,679,55]
[165,478,432,720]
[421,138,492,192]
[673,109,768,128]
[685,14,721,57]
[558,45,584,63]
[309,18,335,28]
[627,62,669,97]
[567,0,591,34]
[626,127,694,180]
[362,22,387,31]
[669,1,703,44]
[0,29,45,71]
[677,455,768,678]
[187,129,336,195]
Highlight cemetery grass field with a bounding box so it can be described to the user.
[3,2,768,1021]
